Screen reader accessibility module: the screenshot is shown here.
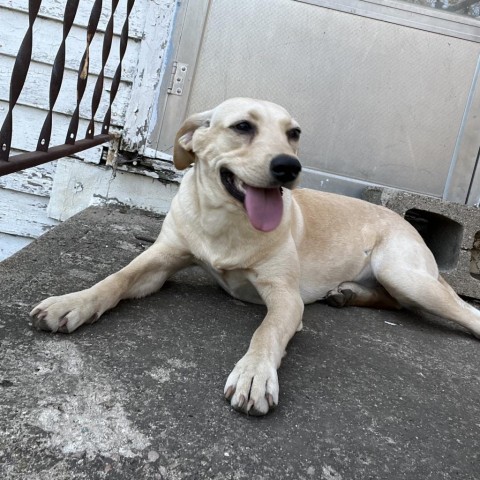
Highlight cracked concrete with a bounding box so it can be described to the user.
[1,206,480,479]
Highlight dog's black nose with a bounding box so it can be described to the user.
[270,154,302,183]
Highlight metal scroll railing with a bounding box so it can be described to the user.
[0,0,135,177]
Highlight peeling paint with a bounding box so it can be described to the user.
[0,188,59,238]
[122,1,178,150]
[0,0,174,259]
[0,162,56,197]
[48,158,178,222]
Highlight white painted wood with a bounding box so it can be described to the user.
[122,0,177,151]
[0,0,177,158]
[48,158,179,221]
[0,161,56,197]
[0,0,179,261]
[0,188,59,238]
[0,0,148,39]
[0,8,141,81]
[0,232,32,261]
[0,59,132,127]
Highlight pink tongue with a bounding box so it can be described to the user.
[244,185,283,232]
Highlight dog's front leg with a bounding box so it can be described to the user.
[30,239,192,333]
[224,274,304,416]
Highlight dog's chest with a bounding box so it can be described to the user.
[198,261,264,305]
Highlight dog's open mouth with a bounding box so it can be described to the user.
[220,168,283,233]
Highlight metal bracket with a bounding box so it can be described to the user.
[167,61,188,96]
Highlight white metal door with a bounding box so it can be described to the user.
[151,0,480,202]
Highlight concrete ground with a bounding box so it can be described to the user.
[1,206,479,480]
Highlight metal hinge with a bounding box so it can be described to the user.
[167,61,188,96]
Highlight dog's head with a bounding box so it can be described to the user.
[174,98,302,232]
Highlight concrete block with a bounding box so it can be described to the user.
[362,187,480,300]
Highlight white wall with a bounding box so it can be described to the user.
[0,0,178,260]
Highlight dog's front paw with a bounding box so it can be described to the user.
[224,353,278,416]
[30,291,100,333]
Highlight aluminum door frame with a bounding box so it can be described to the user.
[145,0,211,159]
[297,0,480,43]
[444,56,480,205]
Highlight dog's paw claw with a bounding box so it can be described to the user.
[224,354,279,416]
[30,292,100,334]
[31,314,53,332]
[86,313,99,325]
[224,386,235,400]
[237,394,246,410]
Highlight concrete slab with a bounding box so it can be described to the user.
[1,206,480,479]
[363,187,480,300]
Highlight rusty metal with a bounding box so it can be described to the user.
[0,135,111,176]
[66,0,103,145]
[37,0,80,152]
[0,0,42,162]
[0,0,136,177]
[102,0,135,135]
[87,0,119,139]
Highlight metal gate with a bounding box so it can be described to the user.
[148,0,480,205]
[0,0,135,177]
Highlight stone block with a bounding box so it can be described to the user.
[362,187,480,300]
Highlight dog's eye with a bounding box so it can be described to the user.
[230,121,255,134]
[287,128,301,141]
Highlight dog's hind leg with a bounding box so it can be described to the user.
[372,242,480,339]
[325,282,401,310]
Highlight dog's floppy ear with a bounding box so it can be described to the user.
[173,110,213,170]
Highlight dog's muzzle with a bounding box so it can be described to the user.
[219,156,301,233]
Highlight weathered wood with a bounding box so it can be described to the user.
[0,188,59,238]
[0,8,140,81]
[0,160,56,197]
[122,0,177,151]
[0,0,148,39]
[48,158,179,221]
[0,232,32,261]
[0,61,131,127]
[0,0,178,260]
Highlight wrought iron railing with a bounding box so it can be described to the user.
[0,0,135,177]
